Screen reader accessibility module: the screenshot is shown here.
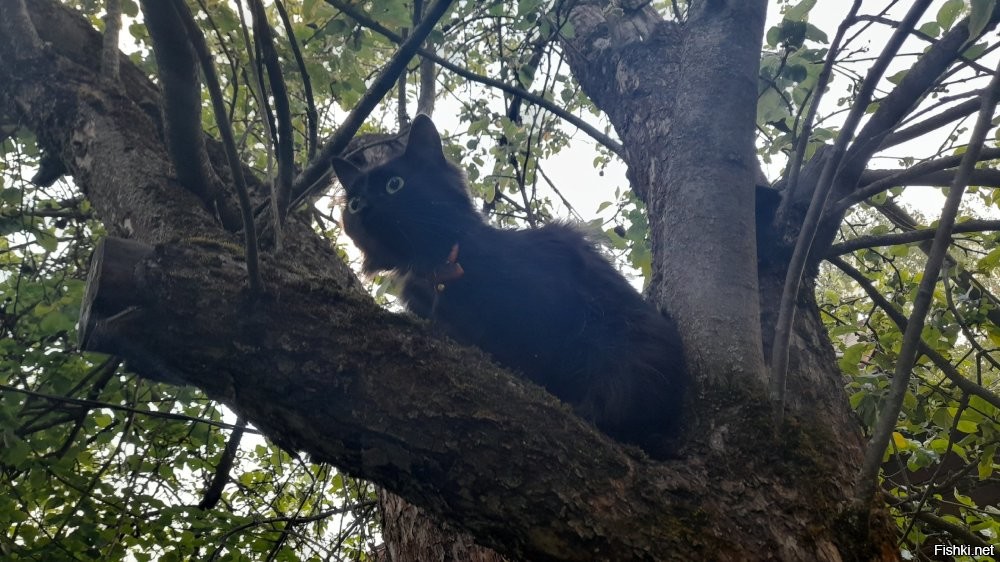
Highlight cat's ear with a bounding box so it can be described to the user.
[404,114,446,163]
[331,157,363,188]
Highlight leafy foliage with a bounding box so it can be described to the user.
[2,0,1000,559]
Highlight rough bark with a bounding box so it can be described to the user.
[0,0,903,560]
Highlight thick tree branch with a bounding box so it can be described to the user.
[77,238,709,562]
[0,0,43,55]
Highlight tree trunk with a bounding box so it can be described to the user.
[0,0,902,560]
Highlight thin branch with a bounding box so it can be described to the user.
[198,417,247,510]
[290,0,456,208]
[208,501,378,562]
[0,383,262,434]
[322,0,622,154]
[769,0,932,418]
[880,96,982,149]
[843,5,1000,176]
[828,147,1000,216]
[776,0,861,221]
[249,0,295,225]
[101,0,122,82]
[828,219,1000,256]
[175,0,264,294]
[274,0,318,160]
[856,52,1000,504]
[886,497,992,549]
[415,0,436,116]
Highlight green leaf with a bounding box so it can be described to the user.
[967,0,996,42]
[937,0,965,30]
[955,420,978,434]
[963,41,988,60]
[804,23,828,44]
[778,19,807,48]
[886,69,908,85]
[918,21,941,38]
[94,412,113,428]
[785,0,817,22]
[977,246,1000,271]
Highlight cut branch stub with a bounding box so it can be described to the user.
[79,237,155,353]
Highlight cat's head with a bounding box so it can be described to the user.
[331,115,479,273]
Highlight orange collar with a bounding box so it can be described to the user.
[431,243,464,291]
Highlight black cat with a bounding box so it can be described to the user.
[331,115,687,459]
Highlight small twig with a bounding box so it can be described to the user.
[0,383,260,434]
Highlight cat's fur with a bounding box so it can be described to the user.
[331,115,687,459]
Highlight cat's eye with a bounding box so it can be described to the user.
[347,196,366,214]
[385,176,405,194]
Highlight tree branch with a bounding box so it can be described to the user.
[777,0,861,221]
[856,51,1000,504]
[290,0,455,207]
[101,0,122,82]
[198,417,247,510]
[322,0,623,156]
[828,147,1000,216]
[274,0,318,160]
[828,257,1000,412]
[880,95,982,149]
[172,0,263,294]
[828,219,1000,256]
[0,0,44,56]
[249,0,294,224]
[140,0,225,210]
[77,237,708,562]
[769,0,932,418]
[843,5,1000,178]
[1,382,262,434]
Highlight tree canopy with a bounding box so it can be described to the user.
[1,0,999,560]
